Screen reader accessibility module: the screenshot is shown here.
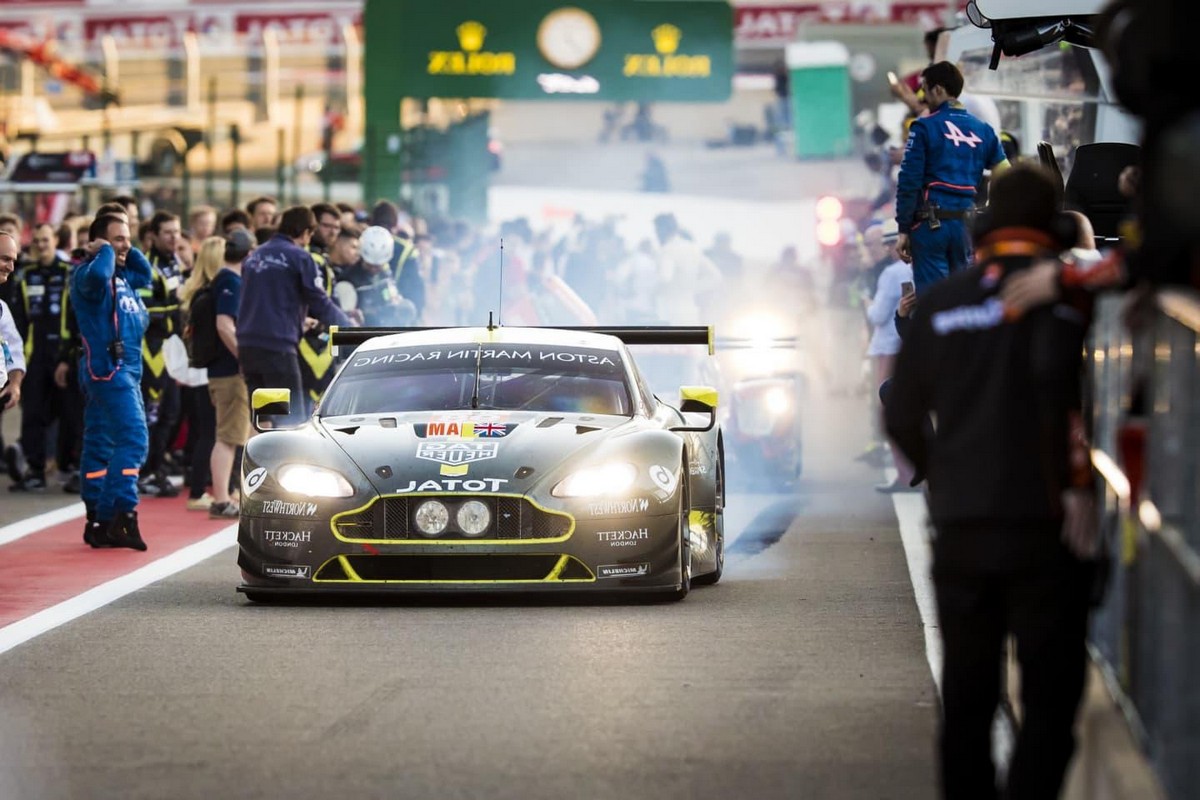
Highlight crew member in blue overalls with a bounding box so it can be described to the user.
[72,213,154,550]
[895,62,1010,294]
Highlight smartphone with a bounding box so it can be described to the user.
[887,71,900,87]
[901,281,915,297]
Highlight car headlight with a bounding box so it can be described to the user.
[276,464,354,498]
[553,462,638,498]
[415,500,450,537]
[456,500,491,537]
[765,386,791,415]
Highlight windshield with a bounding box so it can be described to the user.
[319,343,632,417]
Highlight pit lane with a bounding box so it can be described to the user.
[0,375,936,800]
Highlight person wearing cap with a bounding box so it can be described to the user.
[885,165,1096,799]
[236,206,352,427]
[201,228,254,517]
[895,61,1010,295]
[335,226,418,327]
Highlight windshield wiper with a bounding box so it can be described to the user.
[470,344,483,409]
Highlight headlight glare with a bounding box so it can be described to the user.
[415,500,450,536]
[553,462,638,498]
[276,464,354,498]
[456,500,491,537]
[765,387,791,415]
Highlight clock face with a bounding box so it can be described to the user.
[537,7,601,70]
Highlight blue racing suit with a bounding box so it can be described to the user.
[71,245,153,521]
[896,101,1006,294]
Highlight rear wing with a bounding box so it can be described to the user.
[329,326,715,355]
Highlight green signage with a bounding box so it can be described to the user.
[367,0,734,102]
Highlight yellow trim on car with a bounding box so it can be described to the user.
[329,492,577,545]
[680,385,718,409]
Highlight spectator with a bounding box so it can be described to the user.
[326,226,361,277]
[246,196,278,233]
[895,62,1010,294]
[310,202,341,257]
[653,213,722,324]
[220,208,252,236]
[705,231,743,279]
[8,223,72,492]
[139,211,185,498]
[336,226,417,327]
[72,214,154,550]
[188,205,217,244]
[0,234,26,458]
[237,206,351,427]
[109,195,140,232]
[885,166,1095,799]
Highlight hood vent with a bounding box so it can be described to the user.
[538,417,563,428]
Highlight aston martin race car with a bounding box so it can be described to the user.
[236,325,725,602]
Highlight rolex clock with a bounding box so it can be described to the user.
[537,7,602,70]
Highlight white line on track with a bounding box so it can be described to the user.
[0,525,237,657]
[0,502,86,547]
[885,467,943,692]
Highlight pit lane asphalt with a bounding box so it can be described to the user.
[0,382,937,800]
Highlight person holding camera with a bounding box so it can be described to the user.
[894,61,1009,294]
[71,214,155,551]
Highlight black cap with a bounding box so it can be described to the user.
[225,228,255,262]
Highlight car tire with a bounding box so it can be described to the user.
[670,468,692,601]
[693,462,724,586]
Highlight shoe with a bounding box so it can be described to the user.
[139,473,180,498]
[875,480,921,494]
[108,510,147,551]
[62,472,81,494]
[4,444,26,483]
[83,511,113,548]
[186,492,215,511]
[209,501,240,519]
[9,474,48,492]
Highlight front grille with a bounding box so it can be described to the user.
[314,554,593,582]
[334,495,572,542]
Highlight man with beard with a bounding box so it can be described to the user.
[72,214,155,550]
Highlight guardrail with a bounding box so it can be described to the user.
[1088,289,1200,799]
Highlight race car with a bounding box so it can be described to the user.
[236,325,725,602]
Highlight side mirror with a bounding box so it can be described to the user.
[252,388,293,432]
[671,385,718,432]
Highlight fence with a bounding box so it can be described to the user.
[1089,289,1200,799]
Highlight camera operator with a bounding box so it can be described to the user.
[885,166,1096,799]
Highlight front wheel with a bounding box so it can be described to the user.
[670,474,692,601]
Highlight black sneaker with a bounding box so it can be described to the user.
[138,473,179,498]
[9,474,48,492]
[209,501,240,519]
[4,444,26,483]
[62,472,81,494]
[108,510,147,551]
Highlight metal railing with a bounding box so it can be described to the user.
[1089,289,1200,799]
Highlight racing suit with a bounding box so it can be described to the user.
[884,228,1094,799]
[298,249,338,413]
[140,249,182,486]
[896,101,1006,294]
[9,255,72,483]
[72,245,153,522]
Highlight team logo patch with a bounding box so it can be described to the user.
[417,441,499,476]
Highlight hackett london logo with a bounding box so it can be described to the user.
[428,20,517,76]
[624,23,711,78]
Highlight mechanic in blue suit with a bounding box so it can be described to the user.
[72,213,154,550]
[895,62,1010,294]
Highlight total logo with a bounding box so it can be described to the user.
[397,478,509,493]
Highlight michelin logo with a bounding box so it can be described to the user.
[597,563,651,579]
[264,564,311,579]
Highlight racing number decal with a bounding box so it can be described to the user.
[649,464,677,495]
[244,467,269,497]
[943,121,982,148]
